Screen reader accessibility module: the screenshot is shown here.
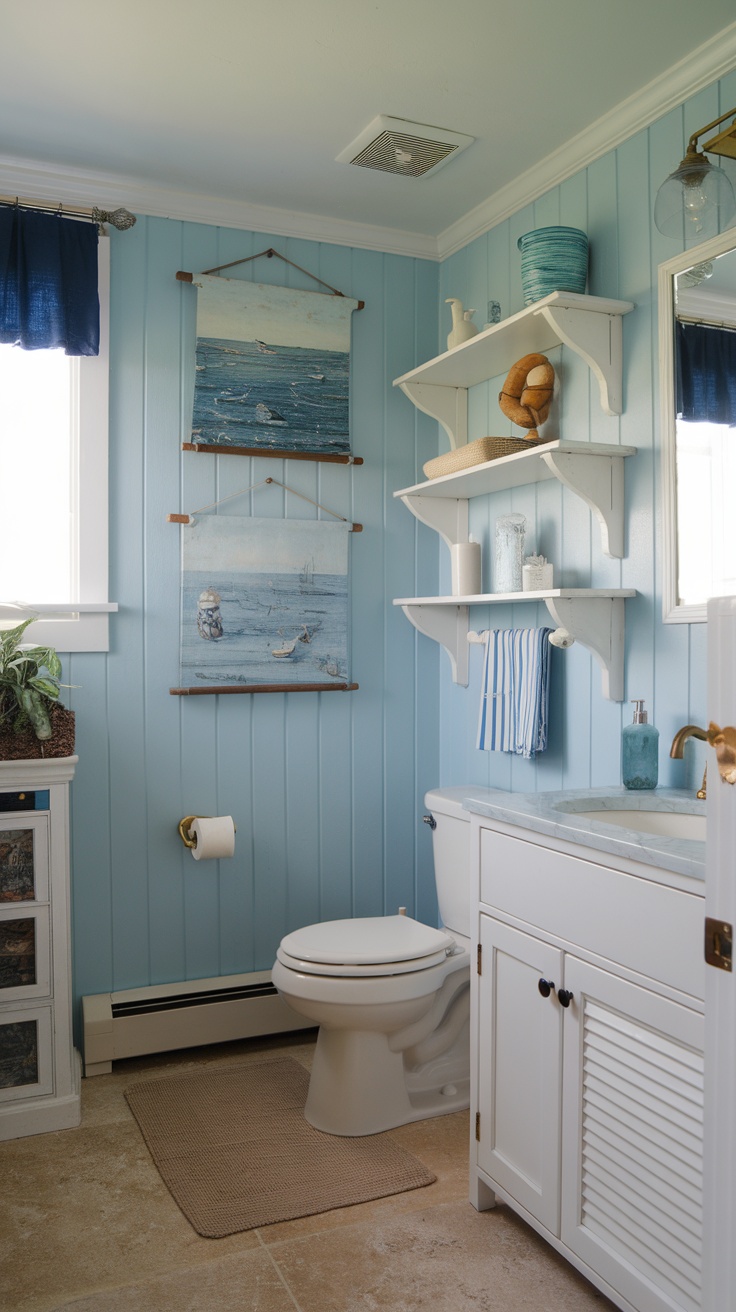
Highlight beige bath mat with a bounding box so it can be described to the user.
[125,1055,436,1237]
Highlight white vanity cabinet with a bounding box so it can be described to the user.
[0,757,80,1139]
[471,818,705,1312]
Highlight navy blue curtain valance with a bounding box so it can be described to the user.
[676,320,736,427]
[0,204,99,356]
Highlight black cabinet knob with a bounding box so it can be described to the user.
[557,988,574,1008]
[538,978,555,998]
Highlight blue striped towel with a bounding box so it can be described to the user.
[476,628,552,757]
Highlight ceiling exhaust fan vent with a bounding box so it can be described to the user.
[336,116,474,179]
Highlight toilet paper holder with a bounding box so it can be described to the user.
[178,816,201,849]
[178,815,237,850]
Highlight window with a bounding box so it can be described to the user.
[0,240,113,651]
[675,416,736,607]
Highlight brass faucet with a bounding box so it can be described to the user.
[670,725,708,799]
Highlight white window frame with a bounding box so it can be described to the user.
[0,236,116,651]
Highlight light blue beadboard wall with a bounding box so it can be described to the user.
[63,63,736,1033]
[436,68,736,796]
[67,223,441,1032]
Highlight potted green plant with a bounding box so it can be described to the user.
[0,619,75,759]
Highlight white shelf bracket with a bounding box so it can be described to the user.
[540,450,625,558]
[535,305,624,415]
[543,596,626,701]
[399,381,468,449]
[401,603,469,685]
[400,494,468,549]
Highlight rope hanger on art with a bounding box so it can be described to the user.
[176,247,364,464]
[166,476,362,531]
[168,477,359,698]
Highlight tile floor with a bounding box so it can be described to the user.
[0,1033,617,1312]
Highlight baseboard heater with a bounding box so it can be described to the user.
[82,970,310,1077]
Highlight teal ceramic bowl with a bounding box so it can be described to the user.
[517,226,588,305]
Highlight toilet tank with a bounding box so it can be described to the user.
[424,787,497,939]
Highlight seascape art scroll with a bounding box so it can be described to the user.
[190,276,359,455]
[180,516,350,689]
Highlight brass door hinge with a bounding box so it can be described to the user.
[475,1111,481,1141]
[477,943,482,975]
[705,917,733,972]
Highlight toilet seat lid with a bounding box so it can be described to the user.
[277,915,455,977]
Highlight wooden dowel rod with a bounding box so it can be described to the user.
[167,513,360,530]
[170,682,359,696]
[182,442,362,466]
[175,263,363,308]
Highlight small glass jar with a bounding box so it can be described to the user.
[494,513,526,593]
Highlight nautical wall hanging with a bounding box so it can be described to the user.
[169,478,360,696]
[177,249,363,463]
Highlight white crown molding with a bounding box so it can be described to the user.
[0,154,439,261]
[676,286,736,327]
[2,22,736,266]
[437,21,736,260]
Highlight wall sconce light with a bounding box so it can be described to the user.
[654,108,736,238]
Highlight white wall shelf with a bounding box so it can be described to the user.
[395,439,637,560]
[394,591,635,701]
[393,291,635,449]
[392,296,637,702]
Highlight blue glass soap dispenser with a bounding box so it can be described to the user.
[622,699,659,790]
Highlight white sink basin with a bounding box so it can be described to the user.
[569,808,706,842]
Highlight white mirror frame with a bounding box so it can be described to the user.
[659,226,736,624]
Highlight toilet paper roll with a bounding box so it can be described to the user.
[188,815,236,861]
[451,541,481,596]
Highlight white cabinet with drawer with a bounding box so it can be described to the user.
[471,817,705,1312]
[0,757,80,1139]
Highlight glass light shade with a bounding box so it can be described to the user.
[654,156,736,238]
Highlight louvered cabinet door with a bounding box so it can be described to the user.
[477,915,564,1234]
[561,956,704,1312]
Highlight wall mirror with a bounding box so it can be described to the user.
[659,227,736,622]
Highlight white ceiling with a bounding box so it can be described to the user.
[2,1,736,257]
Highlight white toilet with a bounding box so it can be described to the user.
[272,786,492,1136]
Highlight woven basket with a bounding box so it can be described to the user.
[423,435,544,481]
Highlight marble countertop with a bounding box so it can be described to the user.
[462,786,706,881]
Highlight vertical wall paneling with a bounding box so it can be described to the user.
[434,69,734,799]
[106,218,151,991]
[348,249,388,921]
[68,652,113,1000]
[384,256,426,915]
[649,105,703,777]
[64,64,735,1034]
[142,219,192,986]
[61,219,439,1032]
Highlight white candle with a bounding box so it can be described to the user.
[451,540,481,595]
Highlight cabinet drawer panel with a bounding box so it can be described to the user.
[0,907,51,1001]
[480,828,703,997]
[0,1006,54,1101]
[0,815,49,904]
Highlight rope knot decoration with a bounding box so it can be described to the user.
[498,352,555,439]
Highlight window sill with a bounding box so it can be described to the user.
[0,603,119,653]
